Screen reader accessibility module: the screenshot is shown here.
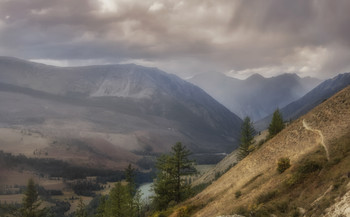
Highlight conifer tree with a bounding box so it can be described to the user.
[268,109,284,138]
[238,117,255,160]
[99,164,143,217]
[152,154,175,210]
[20,178,46,217]
[75,198,87,217]
[153,142,196,210]
[124,164,142,217]
[105,182,130,217]
[95,195,106,217]
[125,164,136,196]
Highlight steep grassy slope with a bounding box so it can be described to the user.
[168,86,350,217]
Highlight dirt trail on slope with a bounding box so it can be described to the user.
[302,119,330,161]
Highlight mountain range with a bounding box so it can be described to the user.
[189,72,322,121]
[0,56,242,168]
[255,73,350,130]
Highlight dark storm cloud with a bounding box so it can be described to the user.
[0,0,349,78]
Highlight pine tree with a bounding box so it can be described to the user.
[20,178,46,217]
[96,195,106,217]
[124,164,143,217]
[98,164,143,217]
[238,117,255,160]
[105,182,130,217]
[170,142,195,203]
[153,142,196,210]
[75,198,87,217]
[152,155,175,210]
[125,164,136,197]
[133,190,143,217]
[268,109,284,138]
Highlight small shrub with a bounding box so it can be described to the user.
[256,190,278,204]
[333,176,347,191]
[248,204,270,217]
[248,145,256,153]
[285,173,301,187]
[291,209,300,217]
[244,173,263,187]
[215,172,222,180]
[286,159,324,187]
[177,205,198,217]
[297,160,322,174]
[235,205,249,216]
[277,157,291,173]
[257,139,265,148]
[275,201,289,213]
[235,190,242,199]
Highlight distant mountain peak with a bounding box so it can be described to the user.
[277,73,300,79]
[189,71,322,121]
[245,73,265,81]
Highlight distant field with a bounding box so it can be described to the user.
[0,128,50,156]
[0,194,22,203]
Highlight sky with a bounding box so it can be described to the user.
[0,0,350,79]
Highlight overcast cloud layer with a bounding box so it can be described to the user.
[0,0,349,79]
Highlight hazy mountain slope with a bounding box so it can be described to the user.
[0,56,242,168]
[189,73,322,121]
[169,86,350,217]
[255,73,350,131]
[192,130,268,186]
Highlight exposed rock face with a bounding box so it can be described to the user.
[323,183,350,217]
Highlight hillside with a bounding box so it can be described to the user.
[189,73,321,121]
[168,86,350,217]
[0,57,242,169]
[255,73,350,131]
[192,130,268,186]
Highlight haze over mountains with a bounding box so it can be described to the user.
[0,56,242,168]
[189,72,322,121]
[255,73,350,130]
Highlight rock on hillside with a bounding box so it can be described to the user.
[170,86,350,217]
[255,72,350,131]
[0,56,242,168]
[189,73,321,121]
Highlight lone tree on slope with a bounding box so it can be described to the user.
[238,116,255,160]
[268,109,285,138]
[153,142,197,210]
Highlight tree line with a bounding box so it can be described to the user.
[238,108,285,160]
[1,109,284,216]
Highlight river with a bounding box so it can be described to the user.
[138,182,154,203]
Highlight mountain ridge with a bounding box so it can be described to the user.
[255,72,350,131]
[0,56,242,169]
[189,72,322,121]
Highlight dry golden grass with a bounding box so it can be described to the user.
[169,86,350,217]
